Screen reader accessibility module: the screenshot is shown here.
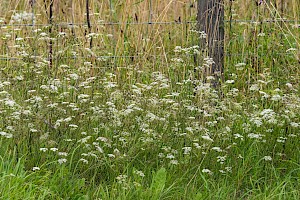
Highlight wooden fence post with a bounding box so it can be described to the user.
[197,0,224,86]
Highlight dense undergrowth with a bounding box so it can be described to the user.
[0,0,300,199]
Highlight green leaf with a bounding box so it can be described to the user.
[150,167,167,200]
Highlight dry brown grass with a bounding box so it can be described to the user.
[0,0,298,75]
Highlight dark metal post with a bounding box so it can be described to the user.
[197,0,224,86]
[47,0,54,68]
[86,0,92,48]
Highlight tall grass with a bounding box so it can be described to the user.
[0,0,300,199]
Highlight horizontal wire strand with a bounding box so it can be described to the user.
[0,19,299,27]
[0,52,296,61]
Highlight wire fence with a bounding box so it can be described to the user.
[0,50,297,61]
[0,0,299,66]
[0,19,299,27]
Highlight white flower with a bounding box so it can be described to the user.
[78,136,91,143]
[182,147,192,155]
[199,31,207,39]
[134,170,145,177]
[263,156,272,161]
[174,46,182,53]
[94,145,103,153]
[50,148,58,152]
[79,158,89,164]
[276,137,286,143]
[158,153,164,158]
[107,154,115,158]
[271,94,281,101]
[30,128,38,133]
[58,152,68,156]
[233,134,243,140]
[58,32,67,37]
[193,143,201,149]
[69,73,79,80]
[260,109,275,118]
[235,63,246,67]
[225,80,235,84]
[250,117,263,127]
[202,168,213,175]
[185,127,193,133]
[104,82,117,89]
[39,148,48,152]
[171,58,184,63]
[206,76,215,81]
[290,122,299,128]
[64,117,72,122]
[217,156,227,164]
[78,94,90,99]
[69,124,78,128]
[97,137,109,143]
[250,84,259,91]
[47,103,58,108]
[32,167,40,171]
[5,99,16,107]
[170,160,179,165]
[247,133,263,139]
[116,175,127,184]
[204,57,214,65]
[58,158,67,164]
[39,32,47,37]
[10,11,35,24]
[286,48,297,52]
[49,85,58,93]
[0,131,13,138]
[225,167,232,172]
[201,135,214,142]
[113,148,120,156]
[166,154,175,159]
[211,147,222,152]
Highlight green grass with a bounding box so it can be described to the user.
[0,0,300,199]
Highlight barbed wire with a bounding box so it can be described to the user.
[0,21,196,27]
[0,51,296,61]
[0,19,299,28]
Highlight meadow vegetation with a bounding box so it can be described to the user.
[0,0,299,199]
